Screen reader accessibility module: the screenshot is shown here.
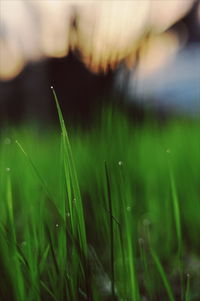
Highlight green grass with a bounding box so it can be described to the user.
[0,100,200,301]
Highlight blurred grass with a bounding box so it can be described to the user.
[0,105,200,301]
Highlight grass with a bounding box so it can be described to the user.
[0,98,200,301]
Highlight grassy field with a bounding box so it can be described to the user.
[0,96,199,301]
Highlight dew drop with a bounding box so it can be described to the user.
[138,238,144,245]
[4,137,11,145]
[126,206,131,211]
[143,219,151,227]
[21,241,27,247]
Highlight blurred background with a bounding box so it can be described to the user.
[0,0,200,125]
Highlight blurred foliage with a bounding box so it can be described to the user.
[0,107,199,300]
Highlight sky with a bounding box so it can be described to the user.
[117,44,200,115]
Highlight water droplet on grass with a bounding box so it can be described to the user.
[143,219,151,227]
[6,167,11,172]
[21,241,27,247]
[118,161,123,166]
[4,137,11,144]
[138,238,144,245]
[126,206,131,211]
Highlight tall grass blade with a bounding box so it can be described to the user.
[151,248,175,301]
[104,161,115,298]
[51,86,87,255]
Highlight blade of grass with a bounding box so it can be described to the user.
[104,161,115,298]
[51,86,87,255]
[168,162,184,299]
[151,248,175,301]
[6,173,25,301]
[185,274,190,301]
